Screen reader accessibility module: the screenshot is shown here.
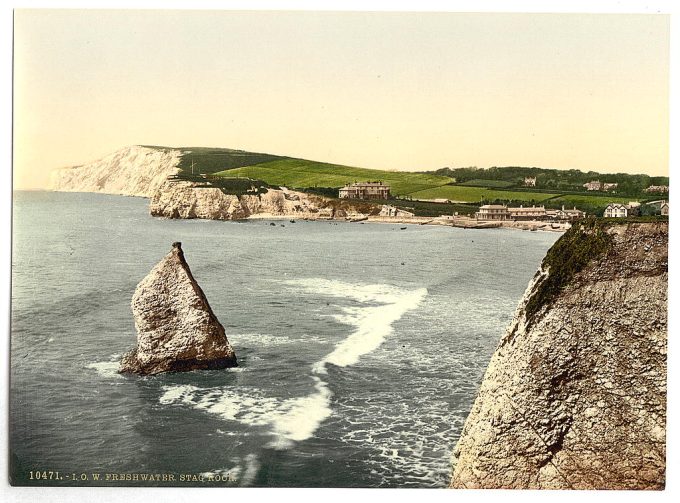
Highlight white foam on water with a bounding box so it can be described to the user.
[86,359,124,379]
[231,332,326,348]
[159,278,427,449]
[318,287,427,371]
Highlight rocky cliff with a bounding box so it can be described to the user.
[120,242,237,375]
[450,220,667,490]
[50,145,181,197]
[149,180,371,221]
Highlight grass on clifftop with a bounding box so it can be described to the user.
[525,217,613,325]
[218,158,455,196]
[525,215,668,324]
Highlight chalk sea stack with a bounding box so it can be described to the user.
[119,242,237,375]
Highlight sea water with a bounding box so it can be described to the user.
[10,191,559,487]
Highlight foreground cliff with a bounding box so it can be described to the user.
[120,242,237,375]
[451,220,667,490]
[50,145,181,197]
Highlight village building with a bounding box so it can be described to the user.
[604,203,628,218]
[660,201,669,216]
[475,204,510,221]
[379,205,414,218]
[338,182,390,200]
[644,185,669,194]
[524,177,536,187]
[507,205,547,220]
[604,202,640,218]
[583,180,618,192]
[583,180,602,191]
[546,206,586,221]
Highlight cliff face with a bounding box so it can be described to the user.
[120,242,237,375]
[450,221,667,490]
[49,146,181,197]
[149,180,369,220]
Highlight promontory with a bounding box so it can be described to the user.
[450,219,667,489]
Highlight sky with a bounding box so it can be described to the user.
[13,9,670,189]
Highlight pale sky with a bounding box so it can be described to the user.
[13,10,670,189]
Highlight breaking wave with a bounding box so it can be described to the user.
[159,278,427,447]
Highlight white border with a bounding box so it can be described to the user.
[2,2,677,503]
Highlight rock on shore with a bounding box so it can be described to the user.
[120,242,237,375]
[450,221,667,490]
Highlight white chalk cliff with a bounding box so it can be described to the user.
[120,242,237,375]
[50,145,181,197]
[149,181,352,220]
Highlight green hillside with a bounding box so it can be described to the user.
[216,158,454,196]
[149,146,665,216]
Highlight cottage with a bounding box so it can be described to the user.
[546,206,586,221]
[339,182,390,200]
[524,177,536,187]
[583,181,602,191]
[604,203,628,218]
[475,205,510,221]
[379,205,414,218]
[660,201,669,216]
[604,202,640,218]
[583,180,618,192]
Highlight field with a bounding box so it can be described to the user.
[407,185,558,204]
[458,179,516,188]
[216,159,455,196]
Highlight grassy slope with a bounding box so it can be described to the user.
[216,158,455,196]
[407,185,559,203]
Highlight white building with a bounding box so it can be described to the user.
[379,205,414,218]
[604,202,640,218]
[475,204,510,221]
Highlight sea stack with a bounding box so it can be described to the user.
[120,242,237,375]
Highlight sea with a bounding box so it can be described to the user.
[10,191,559,488]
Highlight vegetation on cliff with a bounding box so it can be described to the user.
[525,218,613,324]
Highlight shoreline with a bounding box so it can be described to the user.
[44,190,568,233]
[247,213,568,233]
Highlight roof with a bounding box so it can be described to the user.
[479,205,507,209]
[509,206,546,213]
[343,182,389,187]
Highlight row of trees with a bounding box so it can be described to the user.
[431,166,668,197]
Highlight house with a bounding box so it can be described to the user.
[379,205,414,218]
[583,181,602,191]
[660,201,669,216]
[339,182,390,200]
[604,203,628,218]
[603,202,640,218]
[524,177,536,187]
[644,185,669,194]
[583,180,617,192]
[546,206,586,221]
[507,205,547,220]
[475,204,510,221]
